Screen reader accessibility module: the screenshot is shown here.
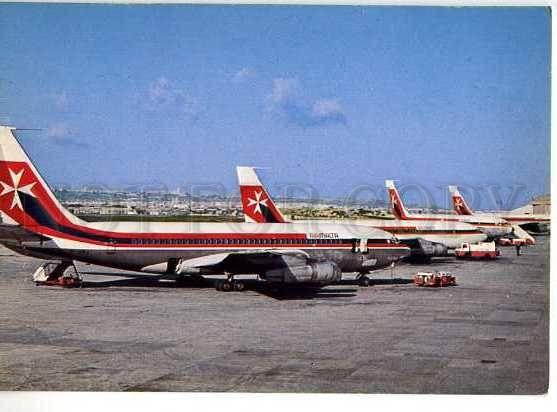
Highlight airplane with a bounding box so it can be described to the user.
[0,126,411,292]
[236,167,487,268]
[386,180,512,239]
[449,185,550,235]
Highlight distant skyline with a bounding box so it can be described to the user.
[0,4,550,210]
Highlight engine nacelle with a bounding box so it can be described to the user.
[421,239,448,257]
[264,260,342,284]
[401,238,448,262]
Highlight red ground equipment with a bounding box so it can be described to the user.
[413,271,457,287]
[33,261,83,288]
[39,276,83,288]
[497,238,528,247]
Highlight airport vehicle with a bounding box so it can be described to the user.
[386,180,512,239]
[449,185,550,235]
[237,167,487,259]
[454,242,500,259]
[413,271,456,287]
[497,237,528,247]
[0,126,411,291]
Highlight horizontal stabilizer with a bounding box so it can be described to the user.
[0,223,49,242]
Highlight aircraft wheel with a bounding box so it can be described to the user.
[233,280,245,292]
[215,280,231,291]
[359,277,371,287]
[220,280,232,292]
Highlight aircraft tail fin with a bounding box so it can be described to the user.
[385,180,410,219]
[0,126,83,229]
[448,185,474,215]
[236,166,286,223]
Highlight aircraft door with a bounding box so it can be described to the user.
[360,238,369,254]
[352,238,369,254]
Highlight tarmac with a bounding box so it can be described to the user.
[0,237,549,393]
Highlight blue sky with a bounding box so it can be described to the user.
[0,5,550,209]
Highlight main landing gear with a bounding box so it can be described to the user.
[357,274,372,287]
[215,276,246,292]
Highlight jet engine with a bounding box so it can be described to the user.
[263,260,342,284]
[400,238,448,262]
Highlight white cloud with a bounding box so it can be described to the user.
[268,78,347,127]
[232,67,256,83]
[311,99,345,119]
[148,77,172,104]
[53,91,68,111]
[46,123,88,148]
[47,123,69,137]
[148,77,197,116]
[269,77,299,104]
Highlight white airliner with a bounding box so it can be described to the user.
[449,185,550,235]
[236,167,487,263]
[0,126,411,291]
[385,180,512,239]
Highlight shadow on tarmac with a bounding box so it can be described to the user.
[252,285,359,300]
[75,271,414,300]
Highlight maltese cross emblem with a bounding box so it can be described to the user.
[247,190,269,215]
[0,168,36,211]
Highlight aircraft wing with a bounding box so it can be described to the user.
[142,249,310,275]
